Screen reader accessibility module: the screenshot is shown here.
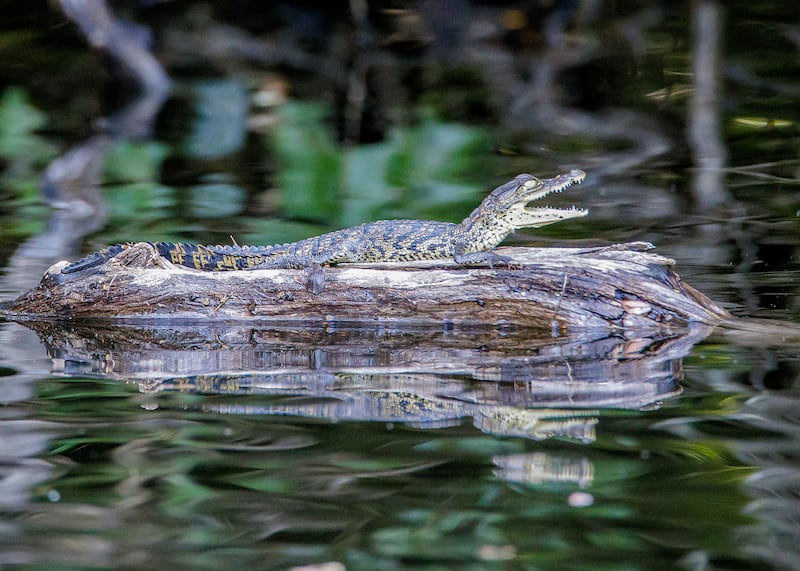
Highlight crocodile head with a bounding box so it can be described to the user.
[491,169,587,229]
[458,169,588,250]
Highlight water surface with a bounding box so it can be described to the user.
[1,1,799,569]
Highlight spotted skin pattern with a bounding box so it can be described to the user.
[62,170,587,274]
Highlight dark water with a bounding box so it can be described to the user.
[1,1,799,569]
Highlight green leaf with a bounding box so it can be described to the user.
[271,102,342,222]
[0,87,57,202]
[184,79,250,159]
[340,142,398,226]
[103,182,177,234]
[189,182,245,218]
[0,86,48,157]
[104,140,169,183]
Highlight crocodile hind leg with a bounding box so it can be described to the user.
[249,237,364,293]
[453,246,516,269]
[302,237,366,293]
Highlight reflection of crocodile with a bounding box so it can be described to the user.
[61,170,586,273]
[143,375,599,443]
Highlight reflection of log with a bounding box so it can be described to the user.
[3,241,729,329]
[25,321,710,442]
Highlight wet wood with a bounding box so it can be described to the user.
[1,241,730,329]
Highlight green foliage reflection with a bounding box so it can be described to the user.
[0,87,56,202]
[249,102,492,245]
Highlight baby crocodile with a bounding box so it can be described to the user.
[62,169,587,274]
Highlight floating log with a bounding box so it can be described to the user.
[1,241,730,329]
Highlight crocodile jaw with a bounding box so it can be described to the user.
[510,169,587,229]
[520,169,585,201]
[508,203,589,229]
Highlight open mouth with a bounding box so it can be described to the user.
[524,169,587,214]
[522,205,589,219]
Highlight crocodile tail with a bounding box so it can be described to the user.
[61,243,129,274]
[63,242,271,274]
[154,242,268,270]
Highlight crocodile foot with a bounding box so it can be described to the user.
[305,263,326,294]
[454,251,521,269]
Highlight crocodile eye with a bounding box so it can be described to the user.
[520,178,541,191]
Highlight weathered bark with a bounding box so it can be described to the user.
[1,241,730,329]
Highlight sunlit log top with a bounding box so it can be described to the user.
[1,241,730,330]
